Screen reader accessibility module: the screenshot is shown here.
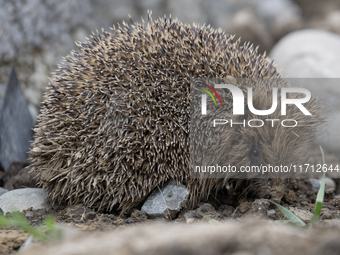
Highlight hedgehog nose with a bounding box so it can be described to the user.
[263,194,272,199]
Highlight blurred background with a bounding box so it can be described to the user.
[0,0,340,160]
[0,0,340,109]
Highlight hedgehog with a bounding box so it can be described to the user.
[29,13,322,213]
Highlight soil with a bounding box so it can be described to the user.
[0,146,340,254]
[0,230,28,255]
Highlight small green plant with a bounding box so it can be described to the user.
[0,212,62,241]
[268,145,326,227]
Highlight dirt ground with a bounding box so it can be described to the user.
[0,146,340,255]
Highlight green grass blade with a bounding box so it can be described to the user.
[11,212,47,240]
[276,220,302,226]
[310,146,326,225]
[0,212,47,240]
[276,220,291,223]
[43,216,56,232]
[268,200,306,227]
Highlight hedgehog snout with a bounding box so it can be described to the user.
[257,180,286,203]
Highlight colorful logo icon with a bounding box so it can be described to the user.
[197,82,222,106]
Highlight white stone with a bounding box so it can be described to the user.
[309,178,321,190]
[270,30,340,154]
[324,177,336,190]
[0,188,47,214]
[270,29,340,78]
[267,209,276,215]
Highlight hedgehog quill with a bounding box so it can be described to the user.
[30,13,322,213]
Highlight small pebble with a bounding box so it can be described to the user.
[184,210,196,223]
[267,209,276,215]
[309,178,320,190]
[25,211,33,218]
[85,212,96,221]
[125,218,134,224]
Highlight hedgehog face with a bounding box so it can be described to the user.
[207,78,322,190]
[214,122,315,172]
[211,114,318,202]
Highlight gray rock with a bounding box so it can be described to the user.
[309,178,321,190]
[310,177,336,191]
[0,187,8,196]
[0,188,47,214]
[0,67,33,171]
[141,180,190,219]
[270,30,340,154]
